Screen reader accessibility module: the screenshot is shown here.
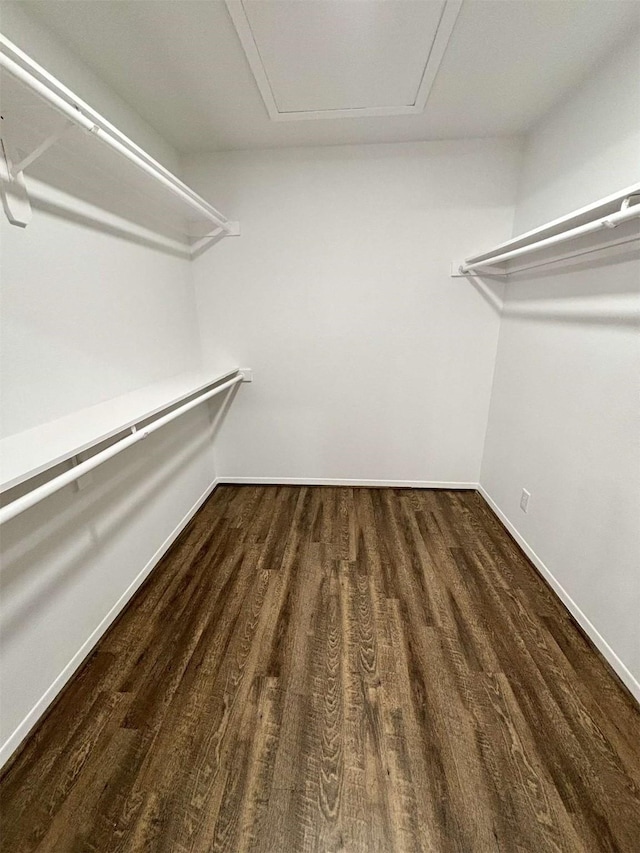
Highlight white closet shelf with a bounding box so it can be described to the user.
[0,34,239,252]
[0,368,241,493]
[452,183,640,277]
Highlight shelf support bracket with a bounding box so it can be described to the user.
[70,455,93,492]
[620,194,640,212]
[0,137,32,227]
[190,221,241,257]
[10,119,75,176]
[1,119,75,227]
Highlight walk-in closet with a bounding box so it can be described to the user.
[1,1,639,850]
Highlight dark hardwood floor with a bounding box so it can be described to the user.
[1,486,639,852]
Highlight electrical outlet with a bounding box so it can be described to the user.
[520,488,531,513]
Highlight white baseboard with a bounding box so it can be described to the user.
[478,485,640,703]
[218,477,477,489]
[0,477,221,770]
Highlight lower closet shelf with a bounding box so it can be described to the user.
[0,368,239,494]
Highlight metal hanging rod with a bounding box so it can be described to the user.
[0,34,238,235]
[0,373,245,526]
[454,194,640,277]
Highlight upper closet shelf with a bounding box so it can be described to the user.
[452,183,640,278]
[0,34,239,254]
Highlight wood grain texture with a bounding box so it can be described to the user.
[1,486,639,852]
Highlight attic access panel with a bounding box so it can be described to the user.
[226,0,462,121]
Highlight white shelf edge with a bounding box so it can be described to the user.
[461,182,640,266]
[0,368,240,493]
[0,32,237,245]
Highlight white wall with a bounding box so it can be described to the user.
[187,140,520,486]
[481,32,640,695]
[514,34,640,233]
[0,8,219,764]
[0,198,203,436]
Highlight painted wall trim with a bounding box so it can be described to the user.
[218,477,478,489]
[477,485,640,703]
[0,476,222,770]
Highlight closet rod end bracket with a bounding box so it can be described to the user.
[450,261,471,277]
[450,260,509,278]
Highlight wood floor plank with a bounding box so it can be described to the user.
[1,485,639,852]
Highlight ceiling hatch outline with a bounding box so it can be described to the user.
[225,0,463,121]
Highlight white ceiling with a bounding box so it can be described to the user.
[13,0,640,153]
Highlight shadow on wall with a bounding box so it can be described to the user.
[18,178,193,259]
[0,384,238,647]
[468,244,639,327]
[28,191,191,259]
[0,417,204,643]
[467,276,505,314]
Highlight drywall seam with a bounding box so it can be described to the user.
[0,476,222,770]
[218,477,478,489]
[478,484,640,703]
